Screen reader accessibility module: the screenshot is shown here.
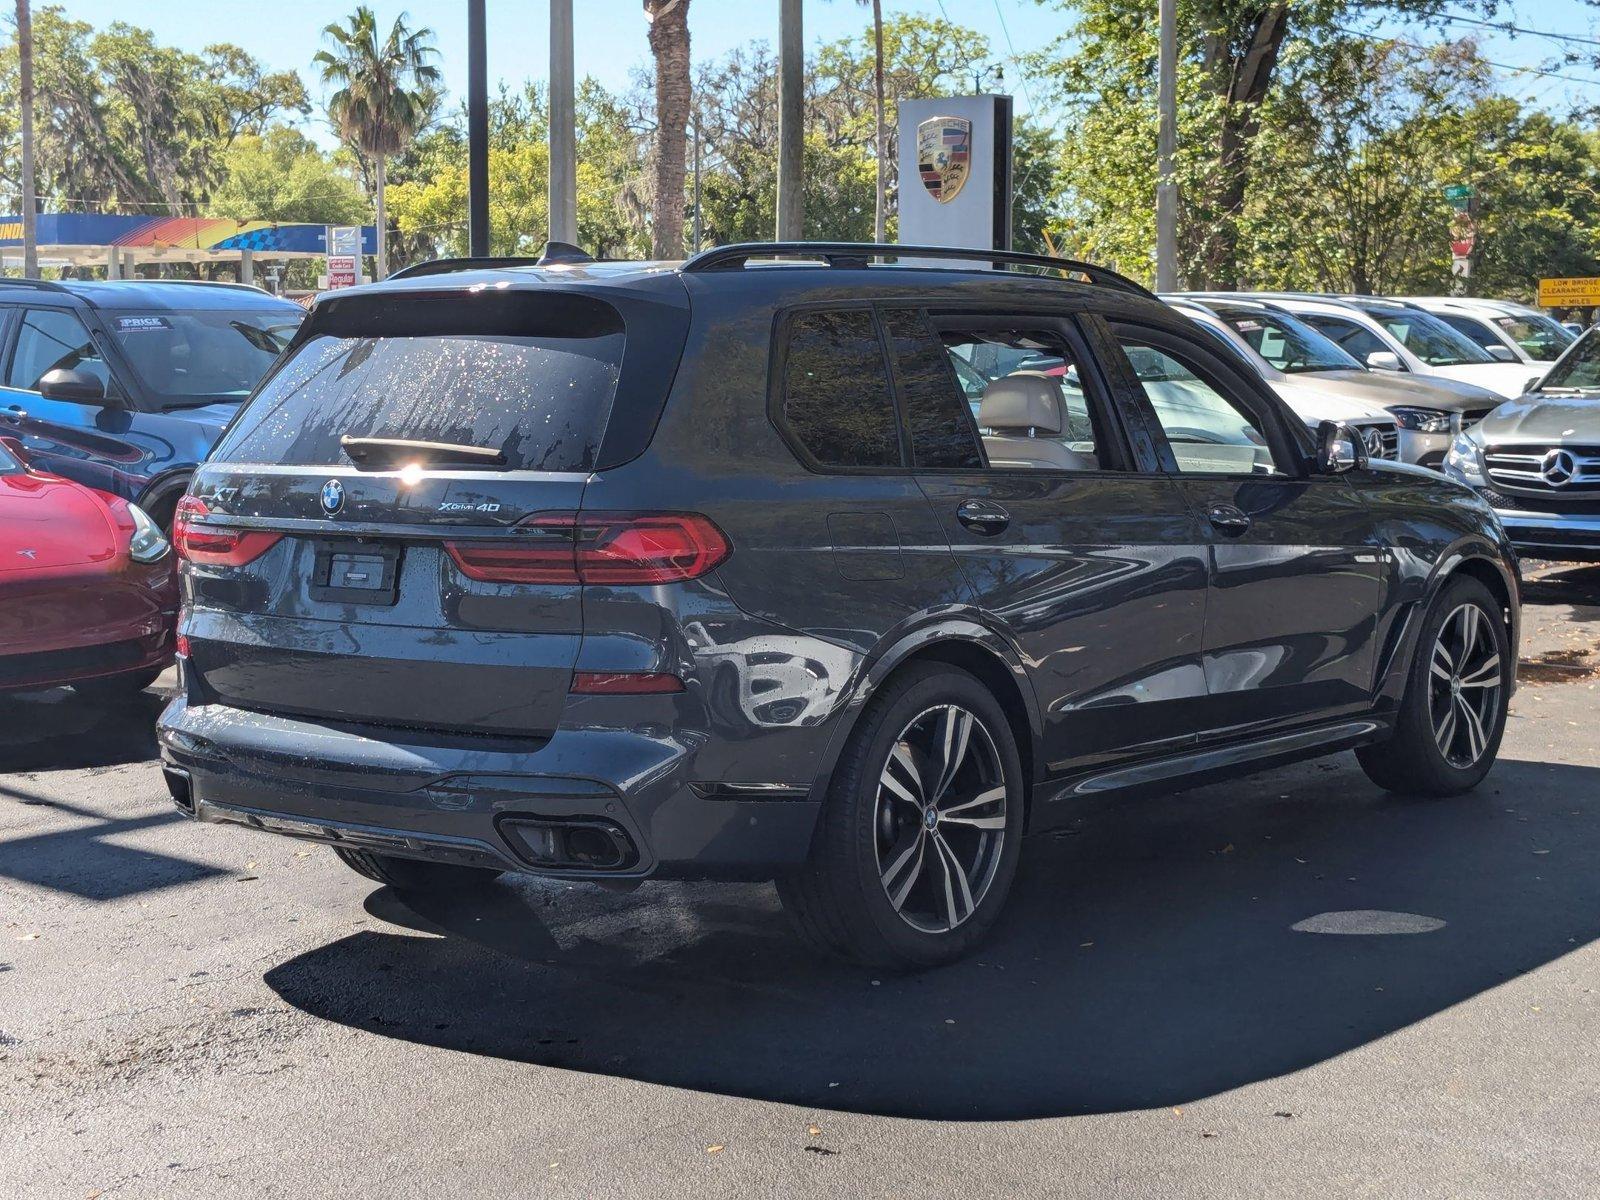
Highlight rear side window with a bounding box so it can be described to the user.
[883,309,983,469]
[779,309,902,469]
[211,312,624,472]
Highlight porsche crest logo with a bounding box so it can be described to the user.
[916,116,972,204]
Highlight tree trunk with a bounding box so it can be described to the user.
[374,155,388,279]
[647,0,692,258]
[872,0,886,244]
[1200,1,1289,289]
[17,0,37,277]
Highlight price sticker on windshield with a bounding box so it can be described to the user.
[115,315,172,332]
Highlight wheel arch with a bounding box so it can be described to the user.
[807,620,1043,827]
[134,466,197,530]
[1379,538,1520,704]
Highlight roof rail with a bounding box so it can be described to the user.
[0,276,72,294]
[679,242,1156,298]
[100,278,269,294]
[388,242,595,281]
[388,256,547,281]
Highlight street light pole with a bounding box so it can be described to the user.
[1155,0,1178,291]
[467,0,490,257]
[775,0,804,240]
[549,0,577,246]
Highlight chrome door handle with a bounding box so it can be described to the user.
[1208,504,1252,534]
[4,405,26,421]
[956,499,1011,535]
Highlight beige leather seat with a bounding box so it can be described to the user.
[978,372,1099,471]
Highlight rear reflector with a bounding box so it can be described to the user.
[173,496,282,567]
[570,671,685,695]
[445,512,729,586]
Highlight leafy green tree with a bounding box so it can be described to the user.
[210,127,367,226]
[315,5,440,278]
[1034,0,1498,287]
[1,7,306,215]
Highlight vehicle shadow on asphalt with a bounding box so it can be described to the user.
[1521,563,1600,618]
[263,754,1600,1120]
[0,685,168,773]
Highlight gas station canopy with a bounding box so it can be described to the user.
[0,214,376,280]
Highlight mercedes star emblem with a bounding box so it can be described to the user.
[1541,448,1577,487]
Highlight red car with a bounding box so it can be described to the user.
[0,438,177,696]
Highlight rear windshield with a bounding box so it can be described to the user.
[210,321,624,473]
[108,309,303,406]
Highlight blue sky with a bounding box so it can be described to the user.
[47,0,1600,139]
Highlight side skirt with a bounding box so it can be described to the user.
[1030,716,1394,831]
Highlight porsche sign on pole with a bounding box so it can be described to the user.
[897,95,1013,252]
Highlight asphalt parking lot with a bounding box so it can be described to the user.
[3,564,1599,1199]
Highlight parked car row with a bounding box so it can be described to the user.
[0,277,303,693]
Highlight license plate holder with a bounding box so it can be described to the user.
[310,540,402,606]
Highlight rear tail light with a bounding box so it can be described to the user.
[445,512,729,586]
[173,496,282,567]
[570,671,685,695]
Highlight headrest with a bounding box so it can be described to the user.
[978,371,1064,433]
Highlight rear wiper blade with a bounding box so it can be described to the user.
[340,435,508,469]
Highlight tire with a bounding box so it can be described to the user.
[1357,575,1510,797]
[332,847,503,892]
[777,662,1026,970]
[72,666,164,701]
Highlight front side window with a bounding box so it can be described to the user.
[1211,307,1361,374]
[1436,313,1504,356]
[1366,309,1493,366]
[108,309,303,406]
[1494,314,1572,362]
[780,309,902,469]
[1298,315,1397,369]
[7,308,117,398]
[882,309,982,469]
[1115,334,1284,476]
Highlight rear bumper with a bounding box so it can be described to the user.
[157,696,823,881]
[1492,508,1600,562]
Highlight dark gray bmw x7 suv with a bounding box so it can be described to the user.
[159,243,1520,968]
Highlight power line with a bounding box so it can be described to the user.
[1336,26,1600,87]
[1413,7,1600,51]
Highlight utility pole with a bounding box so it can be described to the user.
[549,0,577,245]
[17,0,38,278]
[691,119,703,252]
[466,0,490,257]
[1155,0,1178,291]
[775,0,804,240]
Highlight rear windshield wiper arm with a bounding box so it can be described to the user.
[340,435,508,469]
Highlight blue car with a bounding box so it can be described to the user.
[0,278,304,527]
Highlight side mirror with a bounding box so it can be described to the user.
[1524,375,1542,395]
[37,367,107,403]
[1317,420,1367,475]
[1487,345,1516,363]
[1365,350,1403,372]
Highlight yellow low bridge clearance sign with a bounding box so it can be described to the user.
[1538,277,1600,306]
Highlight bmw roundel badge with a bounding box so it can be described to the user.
[321,479,345,515]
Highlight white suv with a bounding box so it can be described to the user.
[1397,297,1573,368]
[1244,294,1544,400]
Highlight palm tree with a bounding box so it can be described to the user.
[315,6,440,279]
[645,0,692,258]
[16,0,37,276]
